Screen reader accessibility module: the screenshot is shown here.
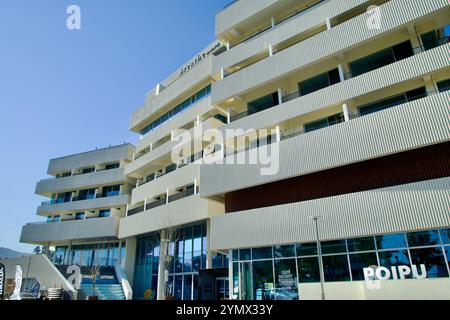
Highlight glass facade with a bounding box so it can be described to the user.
[53,242,125,267]
[140,85,212,137]
[133,223,208,300]
[298,68,340,96]
[231,228,450,300]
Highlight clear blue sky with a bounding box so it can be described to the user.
[0,0,230,252]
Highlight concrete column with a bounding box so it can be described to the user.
[226,42,230,51]
[277,88,284,104]
[269,44,274,56]
[65,241,72,265]
[424,75,437,95]
[118,241,123,267]
[206,220,213,269]
[326,17,332,30]
[157,230,168,300]
[271,17,276,28]
[227,108,231,124]
[194,179,198,195]
[220,68,225,80]
[342,103,350,122]
[276,126,281,142]
[124,238,137,287]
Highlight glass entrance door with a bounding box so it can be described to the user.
[239,262,253,300]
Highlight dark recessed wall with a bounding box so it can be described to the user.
[225,142,450,213]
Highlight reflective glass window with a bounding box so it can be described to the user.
[407,230,440,247]
[252,260,275,300]
[297,257,320,283]
[322,255,351,282]
[296,243,317,256]
[349,252,378,281]
[321,240,347,254]
[252,247,273,260]
[376,234,407,250]
[347,237,376,252]
[409,247,449,278]
[274,259,299,300]
[273,245,296,258]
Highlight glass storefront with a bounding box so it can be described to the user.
[231,228,450,300]
[53,242,125,268]
[133,222,207,300]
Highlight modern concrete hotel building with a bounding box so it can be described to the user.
[17,0,450,300]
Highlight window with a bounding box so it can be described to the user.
[297,257,320,283]
[239,249,251,260]
[304,113,344,133]
[99,210,111,218]
[165,164,177,175]
[299,68,340,96]
[105,163,119,170]
[359,87,426,116]
[247,92,279,116]
[347,237,376,252]
[409,247,448,278]
[252,261,275,300]
[421,27,449,51]
[75,212,85,220]
[82,167,95,174]
[440,229,450,245]
[349,252,378,281]
[296,243,317,256]
[407,230,440,247]
[376,234,407,250]
[321,240,347,254]
[57,192,72,203]
[274,259,299,300]
[252,247,273,260]
[102,185,120,197]
[140,85,212,136]
[273,245,296,258]
[78,188,96,201]
[378,250,410,272]
[53,215,61,222]
[349,41,413,77]
[322,255,351,282]
[437,79,450,93]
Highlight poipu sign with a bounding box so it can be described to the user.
[363,264,427,281]
[179,42,222,76]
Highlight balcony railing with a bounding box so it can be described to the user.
[127,187,199,217]
[41,193,122,206]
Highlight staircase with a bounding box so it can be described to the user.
[79,284,126,300]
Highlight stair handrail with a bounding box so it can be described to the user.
[114,263,133,300]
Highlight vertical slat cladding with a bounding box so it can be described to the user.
[201,92,450,197]
[210,178,450,250]
[212,0,450,104]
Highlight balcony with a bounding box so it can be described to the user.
[214,0,371,74]
[131,163,200,205]
[47,144,134,176]
[35,168,125,196]
[119,195,224,239]
[208,178,450,251]
[126,117,224,178]
[37,194,130,216]
[130,55,213,132]
[200,91,450,197]
[220,42,449,136]
[20,216,120,244]
[212,0,449,104]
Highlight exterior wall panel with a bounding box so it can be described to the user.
[210,178,450,250]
